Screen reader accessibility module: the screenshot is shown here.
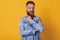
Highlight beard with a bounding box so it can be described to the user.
[27,11,35,19]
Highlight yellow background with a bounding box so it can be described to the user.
[0,0,60,40]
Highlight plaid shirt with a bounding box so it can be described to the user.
[19,15,44,40]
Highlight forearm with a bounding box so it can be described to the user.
[30,20,44,32]
[20,29,35,36]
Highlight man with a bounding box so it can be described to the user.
[19,1,44,40]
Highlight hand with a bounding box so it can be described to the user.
[27,16,32,22]
[34,29,38,32]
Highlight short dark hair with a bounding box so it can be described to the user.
[26,1,35,6]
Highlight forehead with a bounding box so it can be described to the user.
[26,3,35,7]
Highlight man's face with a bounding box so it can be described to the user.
[26,3,35,16]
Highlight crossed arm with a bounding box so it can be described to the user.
[19,18,44,36]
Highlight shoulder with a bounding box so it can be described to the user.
[34,16,41,20]
[34,16,42,22]
[19,16,27,22]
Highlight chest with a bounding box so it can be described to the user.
[23,18,38,30]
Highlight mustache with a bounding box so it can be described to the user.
[27,11,34,16]
[27,11,35,19]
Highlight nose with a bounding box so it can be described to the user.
[30,8,33,11]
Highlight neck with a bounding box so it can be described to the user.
[27,15,35,19]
